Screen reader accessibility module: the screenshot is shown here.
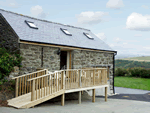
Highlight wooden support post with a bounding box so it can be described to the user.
[105,70,107,84]
[92,89,95,103]
[61,72,63,90]
[63,71,65,90]
[15,78,18,97]
[79,91,81,104]
[61,93,65,106]
[93,69,95,85]
[46,69,48,74]
[105,87,107,102]
[31,80,35,101]
[107,66,110,80]
[82,91,83,94]
[79,70,82,88]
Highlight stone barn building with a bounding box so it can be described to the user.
[0,9,117,95]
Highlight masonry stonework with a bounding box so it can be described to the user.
[43,46,60,71]
[19,43,60,75]
[0,14,19,53]
[71,50,114,91]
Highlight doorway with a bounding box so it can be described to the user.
[60,50,72,70]
[60,51,67,70]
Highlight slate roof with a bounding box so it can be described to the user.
[0,9,116,52]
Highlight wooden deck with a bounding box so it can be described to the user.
[8,68,109,109]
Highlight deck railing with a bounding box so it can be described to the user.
[64,68,108,90]
[28,71,64,101]
[12,69,48,97]
[27,68,108,101]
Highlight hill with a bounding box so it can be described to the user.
[115,59,150,69]
[120,56,150,62]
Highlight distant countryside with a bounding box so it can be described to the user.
[114,56,150,90]
[115,56,150,69]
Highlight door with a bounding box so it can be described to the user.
[60,50,72,70]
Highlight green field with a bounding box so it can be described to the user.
[114,76,150,90]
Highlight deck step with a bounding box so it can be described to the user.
[8,90,65,108]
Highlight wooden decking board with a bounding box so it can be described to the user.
[8,86,64,108]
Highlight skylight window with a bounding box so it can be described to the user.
[60,28,72,36]
[83,32,94,40]
[25,20,38,29]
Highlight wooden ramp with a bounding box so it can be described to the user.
[8,68,109,109]
[8,88,65,108]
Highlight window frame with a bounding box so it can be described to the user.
[83,32,94,40]
[25,20,38,29]
[60,28,72,36]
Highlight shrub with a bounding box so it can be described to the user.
[115,67,150,78]
[0,47,22,80]
[0,79,16,91]
[115,68,129,77]
[128,67,149,78]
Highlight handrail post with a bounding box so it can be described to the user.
[63,71,65,89]
[107,66,110,80]
[31,79,35,101]
[105,69,107,84]
[79,69,82,88]
[93,69,95,85]
[46,69,48,74]
[15,78,18,97]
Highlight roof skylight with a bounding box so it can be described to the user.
[25,20,38,29]
[83,32,94,40]
[60,28,72,36]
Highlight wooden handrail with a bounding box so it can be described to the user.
[28,74,51,81]
[62,68,107,71]
[12,69,48,79]
[14,69,48,97]
[27,70,64,81]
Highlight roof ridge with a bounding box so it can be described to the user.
[0,8,90,31]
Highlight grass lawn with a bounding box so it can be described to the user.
[114,76,150,90]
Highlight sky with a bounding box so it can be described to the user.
[0,0,150,57]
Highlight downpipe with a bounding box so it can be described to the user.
[113,52,117,94]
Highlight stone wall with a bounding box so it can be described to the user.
[43,46,60,71]
[19,43,60,75]
[0,14,19,53]
[71,50,114,93]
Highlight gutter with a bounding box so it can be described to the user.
[113,52,117,94]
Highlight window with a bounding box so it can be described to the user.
[60,28,72,36]
[83,32,94,40]
[25,20,38,29]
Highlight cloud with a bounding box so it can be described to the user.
[0,0,19,8]
[95,33,107,42]
[123,42,127,45]
[30,5,48,18]
[143,46,150,50]
[126,12,150,31]
[144,38,150,40]
[113,37,121,43]
[134,34,142,37]
[76,11,109,25]
[115,11,123,14]
[141,5,149,9]
[110,44,115,47]
[109,42,150,56]
[106,0,124,9]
